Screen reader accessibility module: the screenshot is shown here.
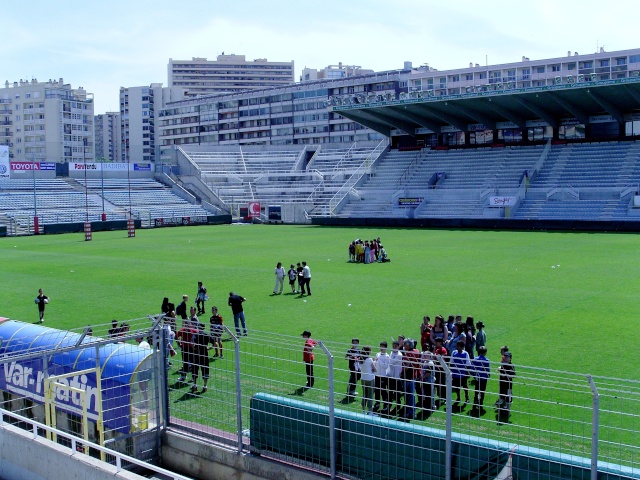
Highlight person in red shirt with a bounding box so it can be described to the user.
[302,330,318,388]
[419,315,432,351]
[176,310,198,383]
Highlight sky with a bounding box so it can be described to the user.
[3,0,638,115]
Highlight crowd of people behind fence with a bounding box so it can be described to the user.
[104,281,514,419]
[137,282,250,394]
[349,237,389,263]
[333,314,515,422]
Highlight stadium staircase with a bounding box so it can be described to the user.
[178,142,386,217]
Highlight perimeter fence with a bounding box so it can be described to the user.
[1,317,638,479]
[165,325,640,480]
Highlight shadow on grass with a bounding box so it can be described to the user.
[288,386,310,396]
[339,395,358,405]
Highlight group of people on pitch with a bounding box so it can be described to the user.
[159,282,248,394]
[348,238,389,263]
[341,314,515,422]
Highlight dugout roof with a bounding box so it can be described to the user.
[332,77,640,137]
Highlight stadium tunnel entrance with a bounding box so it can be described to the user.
[0,318,159,461]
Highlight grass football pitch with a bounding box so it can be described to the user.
[1,223,638,377]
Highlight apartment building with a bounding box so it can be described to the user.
[0,78,94,162]
[119,84,184,162]
[158,48,640,150]
[168,54,295,97]
[94,112,121,161]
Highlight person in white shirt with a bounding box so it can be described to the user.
[360,346,377,414]
[384,341,403,415]
[301,261,312,295]
[373,341,390,413]
[273,262,286,294]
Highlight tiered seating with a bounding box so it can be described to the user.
[184,143,385,212]
[76,178,210,220]
[0,177,211,230]
[531,142,640,188]
[338,150,422,218]
[512,199,625,221]
[338,146,541,218]
[0,178,74,191]
[405,145,541,190]
[0,179,118,227]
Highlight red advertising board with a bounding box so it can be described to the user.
[248,202,261,219]
[10,162,40,170]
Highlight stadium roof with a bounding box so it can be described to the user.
[332,77,640,136]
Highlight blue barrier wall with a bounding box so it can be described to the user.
[250,393,639,480]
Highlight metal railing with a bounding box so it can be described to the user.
[0,408,191,480]
[2,319,639,480]
[164,328,639,480]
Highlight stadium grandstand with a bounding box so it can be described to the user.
[4,49,640,234]
[153,48,640,228]
[0,177,215,235]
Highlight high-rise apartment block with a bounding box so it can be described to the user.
[119,84,185,162]
[0,78,94,162]
[168,54,295,97]
[94,112,121,161]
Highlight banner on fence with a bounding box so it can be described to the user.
[398,197,423,207]
[10,161,40,171]
[489,196,517,207]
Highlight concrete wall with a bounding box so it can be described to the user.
[0,422,142,480]
[161,430,327,480]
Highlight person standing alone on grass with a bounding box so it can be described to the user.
[497,351,516,414]
[301,261,311,295]
[273,262,286,295]
[302,331,317,388]
[228,291,247,336]
[196,282,208,315]
[35,288,49,323]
